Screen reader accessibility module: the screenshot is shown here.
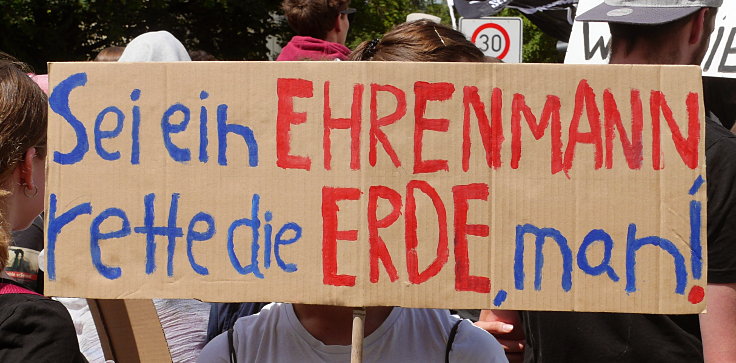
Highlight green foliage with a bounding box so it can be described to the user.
[347,0,452,49]
[0,0,289,73]
[0,0,561,73]
[499,8,563,63]
[345,3,562,63]
[347,0,414,49]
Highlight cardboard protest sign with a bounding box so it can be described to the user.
[88,299,171,363]
[46,62,706,314]
[566,0,736,79]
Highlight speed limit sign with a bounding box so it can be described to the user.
[460,17,523,63]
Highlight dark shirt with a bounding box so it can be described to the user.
[704,116,736,283]
[0,279,86,362]
[522,118,736,363]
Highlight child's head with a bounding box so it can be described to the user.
[94,46,126,62]
[282,0,352,41]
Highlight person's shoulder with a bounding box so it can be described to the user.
[398,309,506,362]
[231,303,285,343]
[0,292,76,335]
[199,303,285,363]
[450,319,507,363]
[0,291,66,317]
[0,293,84,362]
[238,302,282,321]
[706,117,736,153]
[705,118,736,183]
[197,331,230,363]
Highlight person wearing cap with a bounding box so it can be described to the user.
[477,1,736,362]
[277,0,354,61]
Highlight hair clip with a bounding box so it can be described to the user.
[363,38,380,60]
[433,27,446,46]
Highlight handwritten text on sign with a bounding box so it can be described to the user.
[46,62,705,313]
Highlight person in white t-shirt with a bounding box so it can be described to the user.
[199,20,508,363]
[198,303,506,363]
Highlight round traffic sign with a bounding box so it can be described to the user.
[470,23,512,60]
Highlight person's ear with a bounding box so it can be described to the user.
[688,8,708,45]
[334,13,344,33]
[18,147,37,191]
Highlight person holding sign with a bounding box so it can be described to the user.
[0,56,86,362]
[479,1,736,362]
[199,303,505,363]
[277,0,354,61]
[198,20,505,363]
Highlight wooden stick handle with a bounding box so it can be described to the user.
[350,307,367,363]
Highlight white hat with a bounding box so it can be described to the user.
[118,31,191,62]
[406,13,441,24]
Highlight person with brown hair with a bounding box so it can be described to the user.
[94,46,125,62]
[198,302,506,362]
[198,20,506,363]
[0,56,86,361]
[190,49,218,61]
[277,0,354,61]
[349,20,484,62]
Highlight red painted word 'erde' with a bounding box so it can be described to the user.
[321,182,491,294]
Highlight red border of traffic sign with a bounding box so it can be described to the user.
[470,23,512,60]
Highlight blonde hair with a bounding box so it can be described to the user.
[0,55,48,272]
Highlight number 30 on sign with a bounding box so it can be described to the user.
[459,17,523,63]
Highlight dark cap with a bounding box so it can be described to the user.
[576,0,722,25]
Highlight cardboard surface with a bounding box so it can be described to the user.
[88,299,171,363]
[46,62,706,313]
[566,0,736,79]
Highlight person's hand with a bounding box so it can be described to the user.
[475,310,525,363]
[700,283,736,362]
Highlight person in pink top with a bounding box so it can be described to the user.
[277,0,354,61]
